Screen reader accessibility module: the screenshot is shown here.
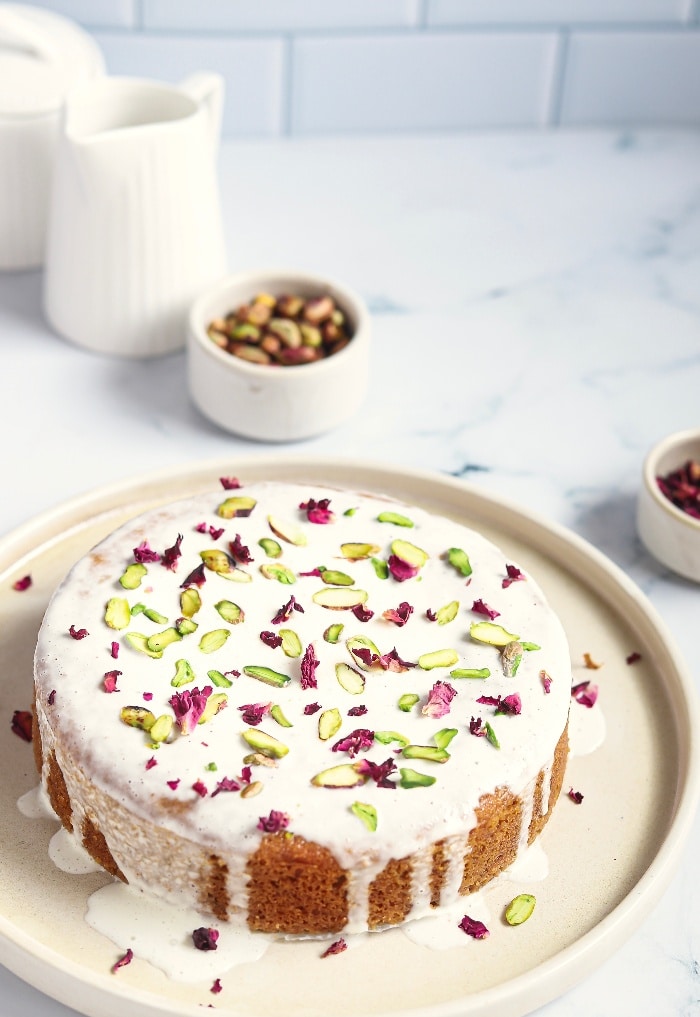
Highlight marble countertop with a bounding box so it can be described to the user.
[1,128,699,1017]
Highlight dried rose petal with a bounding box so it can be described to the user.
[379,647,416,672]
[321,937,347,957]
[387,555,419,582]
[169,686,212,734]
[458,915,489,939]
[103,670,122,693]
[48,689,57,705]
[502,563,525,588]
[69,624,89,640]
[12,575,31,592]
[211,978,223,994]
[220,476,241,490]
[300,643,319,689]
[626,651,642,665]
[348,704,368,716]
[352,604,374,622]
[540,669,552,693]
[656,459,700,517]
[257,809,290,833]
[133,541,160,563]
[382,601,414,626]
[471,598,500,620]
[271,594,304,625]
[356,757,397,789]
[229,533,253,564]
[426,608,438,621]
[111,948,134,972]
[241,765,252,784]
[300,498,335,524]
[161,533,183,571]
[110,641,120,659]
[167,778,181,791]
[143,692,153,701]
[180,563,207,588]
[422,680,457,718]
[209,525,225,540]
[192,926,219,951]
[299,567,324,578]
[212,776,241,796]
[11,710,32,742]
[304,702,321,715]
[192,780,208,798]
[498,693,522,715]
[476,695,501,708]
[571,681,598,708]
[332,728,375,758]
[469,716,486,737]
[260,630,283,648]
[238,702,271,725]
[568,787,584,804]
[145,756,157,770]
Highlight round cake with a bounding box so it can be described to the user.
[33,480,571,936]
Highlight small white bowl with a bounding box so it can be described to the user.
[637,428,700,582]
[187,269,371,442]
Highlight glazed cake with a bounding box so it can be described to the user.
[33,481,571,936]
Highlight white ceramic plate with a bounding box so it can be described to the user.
[1,458,698,1017]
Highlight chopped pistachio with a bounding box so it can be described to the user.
[217,495,257,518]
[198,628,231,654]
[119,562,147,590]
[390,539,429,568]
[147,627,182,653]
[435,600,460,625]
[318,707,342,741]
[175,617,198,636]
[470,621,520,647]
[120,705,156,731]
[215,600,245,624]
[267,514,307,546]
[105,597,131,631]
[258,537,282,558]
[260,563,296,584]
[505,894,536,925]
[279,628,302,657]
[242,727,289,758]
[312,587,368,610]
[340,542,380,560]
[323,623,344,644]
[171,658,196,687]
[124,632,163,659]
[351,801,377,831]
[417,648,459,670]
[243,665,291,688]
[401,744,450,763]
[149,714,173,743]
[200,548,233,573]
[371,557,389,579]
[270,704,293,728]
[240,781,263,799]
[180,587,202,618]
[377,511,414,527]
[446,547,472,577]
[374,730,409,747]
[143,607,168,625]
[501,640,524,677]
[521,641,541,651]
[335,662,366,695]
[434,728,458,750]
[243,751,278,768]
[207,669,233,688]
[450,667,491,680]
[398,693,420,712]
[399,768,436,789]
[319,568,355,586]
[198,692,228,725]
[311,763,366,788]
[485,721,500,748]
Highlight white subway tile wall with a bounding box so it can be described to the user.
[12,0,700,133]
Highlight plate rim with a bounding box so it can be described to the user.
[1,454,699,1017]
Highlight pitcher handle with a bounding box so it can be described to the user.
[0,6,62,63]
[180,72,224,152]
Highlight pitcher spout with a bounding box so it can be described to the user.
[180,72,224,151]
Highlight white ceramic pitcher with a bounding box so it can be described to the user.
[43,73,227,357]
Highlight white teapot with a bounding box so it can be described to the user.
[0,3,104,271]
[43,73,227,357]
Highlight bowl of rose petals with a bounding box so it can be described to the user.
[637,427,700,582]
[187,269,371,442]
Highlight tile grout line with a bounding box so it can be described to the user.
[547,29,569,128]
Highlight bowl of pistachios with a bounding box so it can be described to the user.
[187,269,371,442]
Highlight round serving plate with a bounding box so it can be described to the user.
[0,457,698,1017]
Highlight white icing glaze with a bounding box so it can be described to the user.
[17,785,54,819]
[49,828,101,874]
[34,481,571,928]
[568,701,606,757]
